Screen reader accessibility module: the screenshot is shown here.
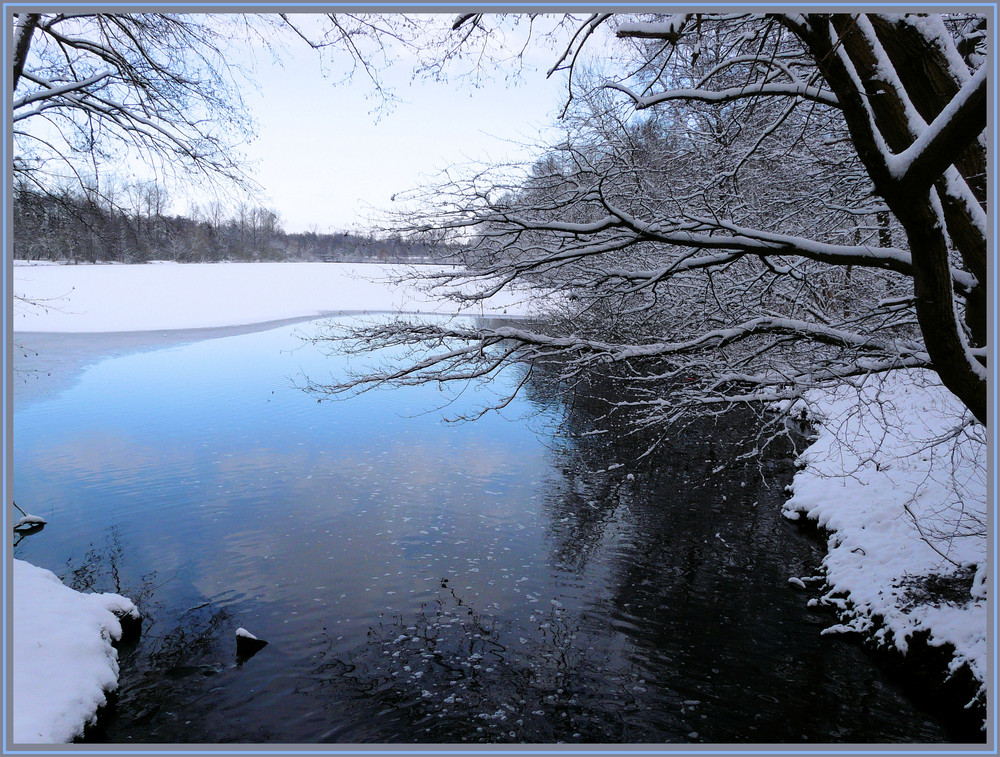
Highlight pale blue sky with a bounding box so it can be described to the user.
[236,24,570,234]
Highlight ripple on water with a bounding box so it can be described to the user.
[11,320,966,744]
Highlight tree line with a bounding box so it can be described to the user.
[12,184,452,264]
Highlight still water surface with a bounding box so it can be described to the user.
[13,317,958,744]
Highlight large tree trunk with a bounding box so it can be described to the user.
[795,13,987,424]
[11,13,40,92]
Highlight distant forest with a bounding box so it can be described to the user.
[12,186,456,264]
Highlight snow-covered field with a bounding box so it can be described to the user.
[11,261,989,739]
[13,261,530,333]
[783,370,987,710]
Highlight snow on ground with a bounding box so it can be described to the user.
[13,261,532,333]
[782,369,987,704]
[13,559,139,743]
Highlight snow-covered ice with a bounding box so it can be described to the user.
[783,369,987,706]
[13,559,139,743]
[13,261,531,333]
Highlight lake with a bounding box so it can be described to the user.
[12,316,966,744]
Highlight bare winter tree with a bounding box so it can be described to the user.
[11,13,269,198]
[9,12,451,232]
[305,13,988,438]
[10,12,278,366]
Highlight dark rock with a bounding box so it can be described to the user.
[236,628,268,663]
[117,611,143,644]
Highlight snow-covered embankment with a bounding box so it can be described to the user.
[13,559,139,743]
[782,370,987,717]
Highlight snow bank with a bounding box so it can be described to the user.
[13,559,139,743]
[13,261,531,333]
[782,370,986,699]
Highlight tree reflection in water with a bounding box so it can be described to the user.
[302,582,680,743]
[292,374,952,744]
[15,323,965,743]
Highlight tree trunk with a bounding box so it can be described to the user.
[797,13,987,424]
[12,14,40,92]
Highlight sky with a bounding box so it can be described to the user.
[226,17,572,234]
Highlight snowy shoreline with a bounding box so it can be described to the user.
[781,371,987,727]
[11,261,988,741]
[13,559,139,743]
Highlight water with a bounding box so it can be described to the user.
[12,317,964,744]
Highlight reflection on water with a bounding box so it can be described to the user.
[12,317,964,744]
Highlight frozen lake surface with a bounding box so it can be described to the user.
[12,317,964,744]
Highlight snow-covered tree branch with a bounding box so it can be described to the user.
[11,13,273,198]
[309,12,987,435]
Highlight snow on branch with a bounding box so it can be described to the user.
[615,16,692,41]
[13,13,262,193]
[605,80,839,109]
[345,11,986,430]
[887,65,987,187]
[12,70,115,114]
[433,204,973,295]
[307,306,928,410]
